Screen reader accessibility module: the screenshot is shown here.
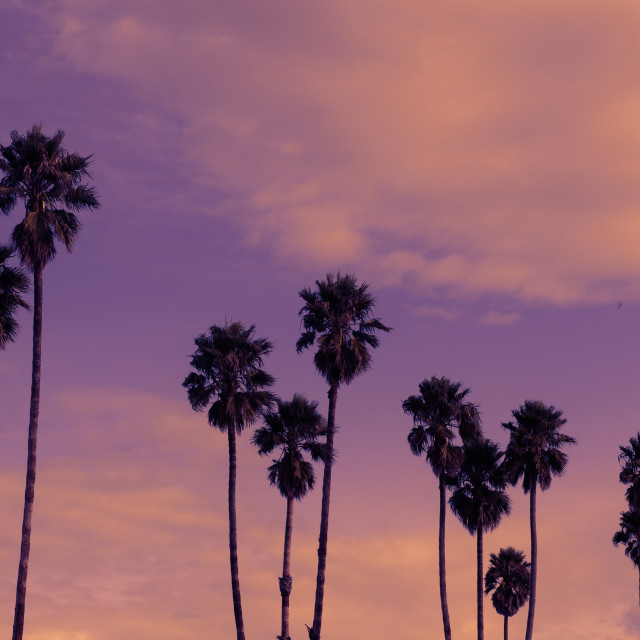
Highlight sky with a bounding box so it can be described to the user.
[1,0,640,638]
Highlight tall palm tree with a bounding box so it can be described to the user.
[613,509,640,606]
[0,244,29,349]
[484,547,531,640]
[402,376,482,640]
[297,272,390,640]
[183,321,276,640]
[502,400,575,640]
[0,125,99,640]
[252,394,327,640]
[449,439,511,640]
[618,433,640,510]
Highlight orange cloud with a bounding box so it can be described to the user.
[36,0,640,308]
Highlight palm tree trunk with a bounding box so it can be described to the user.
[477,522,483,640]
[438,471,452,640]
[228,425,245,640]
[525,484,537,640]
[309,381,338,640]
[12,262,43,640]
[503,614,508,640]
[279,494,294,640]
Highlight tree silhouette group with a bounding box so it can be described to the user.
[7,125,629,640]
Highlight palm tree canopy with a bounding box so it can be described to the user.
[0,125,100,270]
[449,439,511,534]
[403,376,482,477]
[502,400,575,493]
[618,434,640,510]
[296,272,390,387]
[0,244,29,349]
[252,394,328,500]
[485,547,531,618]
[613,509,640,567]
[183,321,276,433]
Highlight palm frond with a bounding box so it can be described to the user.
[297,273,389,386]
[0,125,100,270]
[251,393,326,499]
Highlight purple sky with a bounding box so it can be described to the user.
[1,1,640,638]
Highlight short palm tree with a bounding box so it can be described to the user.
[183,321,275,640]
[0,244,29,349]
[484,547,531,640]
[449,439,511,640]
[297,272,390,640]
[502,400,575,640]
[252,394,327,640]
[402,376,482,640]
[0,125,99,640]
[613,509,640,606]
[618,433,640,510]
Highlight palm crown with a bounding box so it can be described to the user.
[613,509,640,568]
[296,272,390,386]
[252,394,327,500]
[449,438,511,534]
[485,547,531,618]
[502,400,575,492]
[0,125,99,270]
[0,245,29,348]
[183,321,276,433]
[404,376,482,477]
[618,433,640,510]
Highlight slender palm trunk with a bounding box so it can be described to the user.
[503,614,508,640]
[476,521,484,640]
[525,484,537,640]
[279,494,294,640]
[12,262,42,640]
[438,471,452,640]
[228,425,245,640]
[309,381,338,640]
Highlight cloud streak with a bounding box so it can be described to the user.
[23,0,640,307]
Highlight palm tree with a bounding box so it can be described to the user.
[0,244,29,349]
[183,321,276,640]
[402,376,482,640]
[484,547,531,640]
[502,400,575,640]
[449,439,511,640]
[252,394,327,640]
[0,125,99,640]
[613,509,640,606]
[297,272,390,640]
[618,433,640,510]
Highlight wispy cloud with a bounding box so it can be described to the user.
[19,0,640,307]
[480,310,521,326]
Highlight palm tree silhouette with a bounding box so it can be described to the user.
[0,245,29,349]
[618,433,640,510]
[449,438,511,640]
[297,272,390,640]
[484,547,531,640]
[402,376,482,640]
[502,400,575,640]
[252,394,327,640]
[613,509,640,606]
[183,321,275,640]
[0,125,100,640]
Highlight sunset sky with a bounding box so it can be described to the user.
[1,1,640,638]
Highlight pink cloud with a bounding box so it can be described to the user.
[23,0,640,306]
